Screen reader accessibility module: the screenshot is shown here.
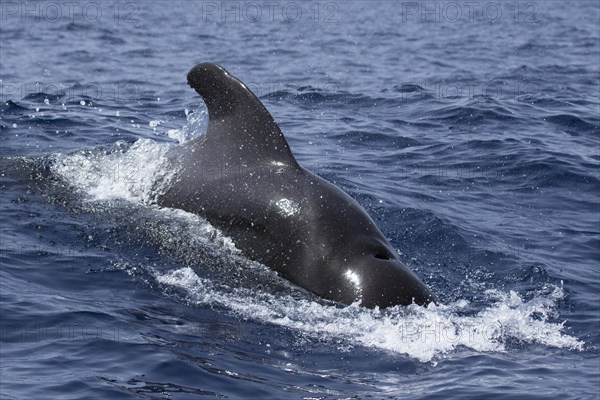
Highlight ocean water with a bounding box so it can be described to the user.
[1,1,599,399]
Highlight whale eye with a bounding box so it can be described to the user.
[374,251,392,260]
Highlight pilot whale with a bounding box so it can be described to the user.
[156,63,436,308]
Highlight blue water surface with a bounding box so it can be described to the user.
[1,1,599,399]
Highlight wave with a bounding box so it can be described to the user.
[545,113,599,135]
[426,105,518,124]
[497,156,600,189]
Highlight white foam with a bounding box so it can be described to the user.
[51,104,209,203]
[52,139,175,203]
[154,267,584,363]
[151,207,241,255]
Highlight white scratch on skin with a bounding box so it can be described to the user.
[271,161,286,174]
[275,198,300,217]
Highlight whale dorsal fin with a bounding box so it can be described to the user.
[187,63,298,167]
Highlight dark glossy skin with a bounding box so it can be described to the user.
[156,63,436,308]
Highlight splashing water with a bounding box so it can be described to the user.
[52,139,175,203]
[153,267,583,363]
[166,106,208,144]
